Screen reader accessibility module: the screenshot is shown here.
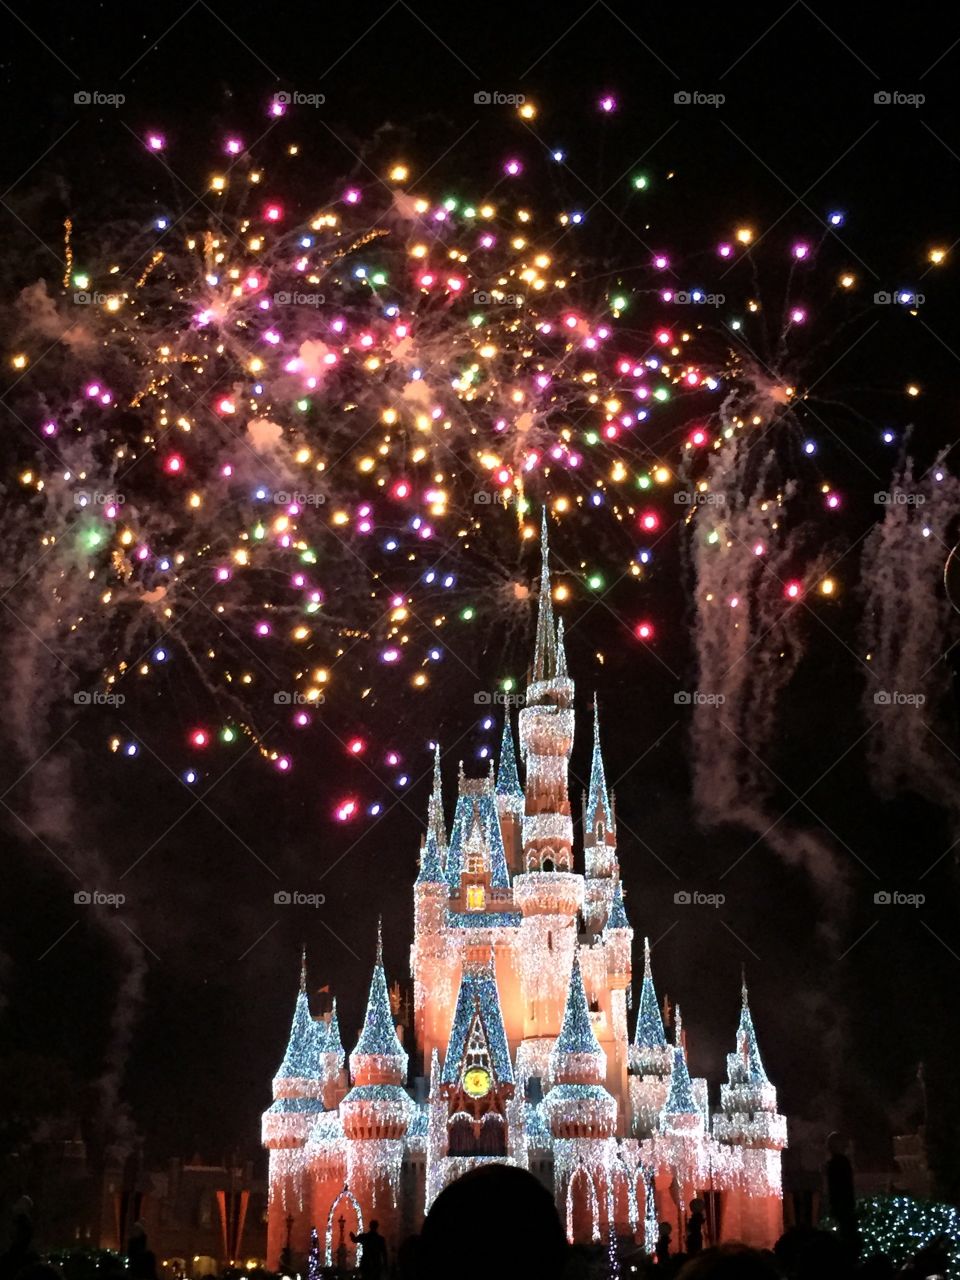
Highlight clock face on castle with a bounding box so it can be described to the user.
[462,1067,492,1098]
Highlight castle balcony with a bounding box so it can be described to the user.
[545,1084,617,1139]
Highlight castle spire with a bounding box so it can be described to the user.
[586,695,612,831]
[496,710,523,800]
[276,960,325,1084]
[663,1005,699,1115]
[427,742,447,851]
[326,996,344,1061]
[736,972,769,1084]
[532,508,557,682]
[605,878,630,931]
[555,951,602,1056]
[556,616,568,679]
[634,938,667,1050]
[352,923,405,1060]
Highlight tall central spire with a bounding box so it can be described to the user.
[532,508,557,683]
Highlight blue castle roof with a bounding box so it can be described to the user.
[441,969,514,1087]
[555,953,602,1056]
[352,925,405,1059]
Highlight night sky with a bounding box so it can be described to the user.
[2,0,960,1190]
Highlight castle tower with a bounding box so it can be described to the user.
[600,880,633,1130]
[262,954,328,1268]
[628,938,673,1138]
[546,952,617,1242]
[583,700,620,934]
[712,976,787,1248]
[515,513,583,1046]
[341,925,413,1239]
[496,710,524,876]
[412,747,453,1062]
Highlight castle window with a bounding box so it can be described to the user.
[466,884,485,911]
[465,850,485,876]
[542,857,555,872]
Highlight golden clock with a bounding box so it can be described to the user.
[462,1067,492,1098]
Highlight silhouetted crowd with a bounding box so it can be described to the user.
[1,1166,953,1280]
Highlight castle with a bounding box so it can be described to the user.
[262,517,787,1266]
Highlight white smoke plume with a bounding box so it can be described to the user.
[859,452,960,816]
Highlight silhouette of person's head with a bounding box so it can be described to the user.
[369,1221,379,1233]
[826,1131,846,1156]
[419,1164,567,1280]
[677,1244,779,1278]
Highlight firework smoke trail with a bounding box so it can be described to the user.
[859,452,960,823]
[685,421,849,920]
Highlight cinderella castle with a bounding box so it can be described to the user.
[262,517,787,1266]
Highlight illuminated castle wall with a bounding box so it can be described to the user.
[262,518,786,1265]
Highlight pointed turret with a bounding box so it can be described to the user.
[605,879,630,931]
[633,938,667,1052]
[351,921,406,1065]
[555,951,602,1057]
[427,743,447,853]
[663,1035,699,1117]
[586,697,613,832]
[496,711,523,804]
[274,955,326,1093]
[556,616,568,679]
[532,508,557,683]
[441,965,514,1090]
[736,974,769,1084]
[326,997,345,1062]
[547,951,616,1137]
